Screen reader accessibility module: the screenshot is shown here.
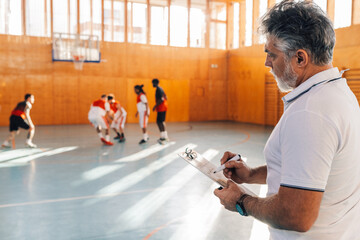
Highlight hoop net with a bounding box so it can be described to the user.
[72,55,85,70]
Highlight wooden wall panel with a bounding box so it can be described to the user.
[208,50,228,120]
[189,49,228,121]
[264,74,278,126]
[2,24,360,127]
[154,79,190,122]
[126,45,151,79]
[53,76,79,124]
[0,35,222,126]
[25,74,54,125]
[264,73,285,126]
[189,79,210,121]
[344,69,360,105]
[0,37,26,75]
[101,42,127,77]
[0,74,26,125]
[227,45,267,124]
[24,37,53,75]
[113,77,128,111]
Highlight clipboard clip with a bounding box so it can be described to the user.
[185,148,197,160]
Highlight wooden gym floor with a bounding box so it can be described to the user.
[0,122,273,240]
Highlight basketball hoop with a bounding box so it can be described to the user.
[72,54,85,70]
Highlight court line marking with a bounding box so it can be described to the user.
[220,129,251,148]
[0,187,170,209]
[143,217,184,240]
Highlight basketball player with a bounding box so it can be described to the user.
[2,93,37,148]
[134,85,150,144]
[108,94,127,142]
[88,94,113,146]
[152,78,169,144]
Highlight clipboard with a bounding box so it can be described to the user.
[178,148,255,196]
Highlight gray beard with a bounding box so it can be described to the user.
[271,63,298,93]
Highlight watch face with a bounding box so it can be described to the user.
[236,203,245,216]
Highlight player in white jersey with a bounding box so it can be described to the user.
[108,94,127,142]
[134,85,150,144]
[88,94,113,146]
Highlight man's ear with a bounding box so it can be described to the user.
[296,50,309,67]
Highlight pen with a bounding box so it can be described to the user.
[213,154,241,174]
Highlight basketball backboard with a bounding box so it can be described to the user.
[52,32,101,63]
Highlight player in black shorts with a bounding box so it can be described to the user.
[152,79,169,144]
[2,94,37,148]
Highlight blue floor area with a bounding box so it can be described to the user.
[0,122,273,240]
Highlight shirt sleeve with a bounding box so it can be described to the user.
[279,110,339,191]
[140,94,148,103]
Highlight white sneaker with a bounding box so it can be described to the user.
[26,141,37,148]
[157,138,169,145]
[1,141,11,148]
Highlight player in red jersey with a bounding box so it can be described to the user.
[88,94,113,146]
[108,94,127,142]
[2,94,37,148]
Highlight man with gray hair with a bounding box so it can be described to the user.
[214,1,360,239]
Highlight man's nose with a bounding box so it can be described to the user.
[265,56,272,68]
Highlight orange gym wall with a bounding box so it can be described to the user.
[1,25,360,126]
[0,36,228,126]
[227,24,360,125]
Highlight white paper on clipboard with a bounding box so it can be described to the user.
[178,149,256,196]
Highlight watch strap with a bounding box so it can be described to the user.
[237,194,250,216]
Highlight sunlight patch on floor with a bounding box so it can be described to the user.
[169,182,223,240]
[114,149,220,233]
[96,144,197,195]
[0,146,78,167]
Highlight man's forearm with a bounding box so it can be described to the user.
[248,165,267,184]
[25,114,34,127]
[244,194,286,229]
[243,186,322,232]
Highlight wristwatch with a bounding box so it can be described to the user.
[236,194,250,216]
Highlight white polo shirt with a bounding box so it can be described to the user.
[264,68,360,240]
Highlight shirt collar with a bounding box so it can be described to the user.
[282,67,342,104]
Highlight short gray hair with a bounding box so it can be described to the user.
[259,0,335,66]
